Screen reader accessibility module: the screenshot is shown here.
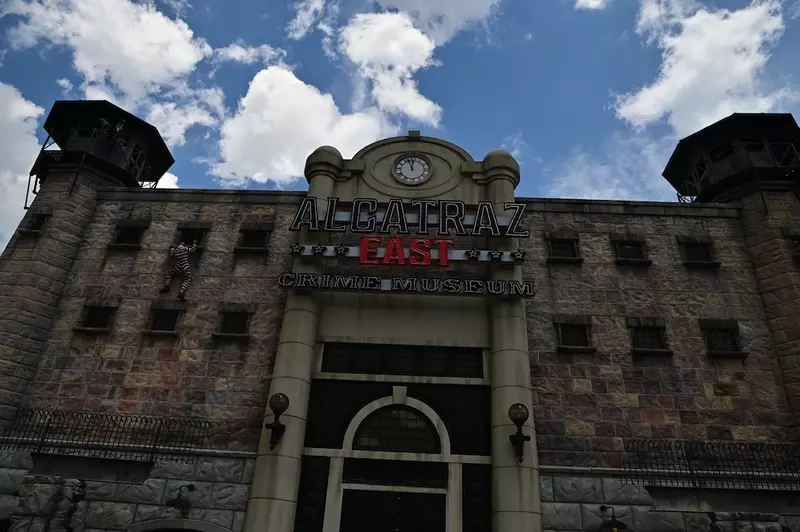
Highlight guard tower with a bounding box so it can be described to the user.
[663,113,800,203]
[26,100,174,208]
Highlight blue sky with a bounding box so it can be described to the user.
[0,0,799,245]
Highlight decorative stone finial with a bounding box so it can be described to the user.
[304,145,343,184]
[482,149,521,188]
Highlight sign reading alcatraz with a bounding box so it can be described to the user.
[282,197,535,298]
[289,198,530,237]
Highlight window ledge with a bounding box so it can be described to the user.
[233,247,270,255]
[17,228,42,237]
[142,330,179,337]
[108,243,142,251]
[632,348,673,356]
[707,350,749,359]
[73,327,111,334]
[547,257,584,265]
[615,258,653,267]
[557,346,596,354]
[683,260,721,269]
[212,332,251,343]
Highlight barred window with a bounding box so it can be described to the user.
[632,327,667,351]
[681,242,713,262]
[615,241,646,260]
[557,323,590,347]
[549,239,578,258]
[703,328,739,352]
[353,406,441,454]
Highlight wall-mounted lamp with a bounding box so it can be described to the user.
[265,393,290,450]
[599,506,629,532]
[508,403,531,463]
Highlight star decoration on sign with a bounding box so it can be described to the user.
[312,244,326,256]
[490,249,503,261]
[335,245,349,257]
[513,249,526,262]
[466,249,480,260]
[291,244,304,255]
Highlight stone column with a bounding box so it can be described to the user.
[483,151,541,532]
[244,146,342,532]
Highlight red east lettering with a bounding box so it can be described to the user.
[409,239,432,265]
[382,237,406,265]
[359,237,381,264]
[433,239,455,266]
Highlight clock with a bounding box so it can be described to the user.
[392,154,432,185]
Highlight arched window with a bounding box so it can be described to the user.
[353,405,441,454]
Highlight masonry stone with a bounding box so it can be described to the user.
[553,477,604,503]
[84,502,136,530]
[633,507,686,532]
[543,502,583,530]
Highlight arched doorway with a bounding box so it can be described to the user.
[322,393,459,532]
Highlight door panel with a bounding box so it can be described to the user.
[340,490,446,532]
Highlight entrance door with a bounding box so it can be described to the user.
[340,489,446,532]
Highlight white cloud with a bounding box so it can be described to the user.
[551,0,797,202]
[618,0,792,137]
[2,0,213,106]
[0,82,44,250]
[156,172,180,189]
[373,0,501,44]
[575,0,610,10]
[56,78,73,94]
[213,43,285,66]
[547,133,676,201]
[287,0,328,40]
[339,12,442,125]
[212,65,395,187]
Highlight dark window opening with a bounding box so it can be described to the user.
[114,226,145,245]
[321,343,483,378]
[709,143,734,162]
[149,309,181,332]
[557,324,590,347]
[240,230,270,248]
[615,241,646,260]
[632,326,668,351]
[29,214,49,231]
[703,328,740,352]
[353,406,441,454]
[549,239,578,258]
[220,311,251,335]
[682,242,714,262]
[81,306,115,329]
[179,228,207,246]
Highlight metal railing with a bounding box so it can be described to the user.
[0,409,215,463]
[623,439,800,491]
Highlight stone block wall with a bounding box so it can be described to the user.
[16,189,302,451]
[737,190,800,424]
[540,473,800,532]
[0,171,102,426]
[0,451,253,532]
[520,200,794,467]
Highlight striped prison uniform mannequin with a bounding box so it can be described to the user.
[162,241,197,300]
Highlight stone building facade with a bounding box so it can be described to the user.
[0,100,798,532]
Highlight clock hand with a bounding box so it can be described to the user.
[409,159,414,171]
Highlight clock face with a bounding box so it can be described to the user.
[393,154,432,185]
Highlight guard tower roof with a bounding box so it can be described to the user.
[43,100,175,178]
[663,113,800,189]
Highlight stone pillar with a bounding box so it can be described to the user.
[244,146,342,532]
[738,190,800,431]
[483,151,541,532]
[0,169,105,426]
